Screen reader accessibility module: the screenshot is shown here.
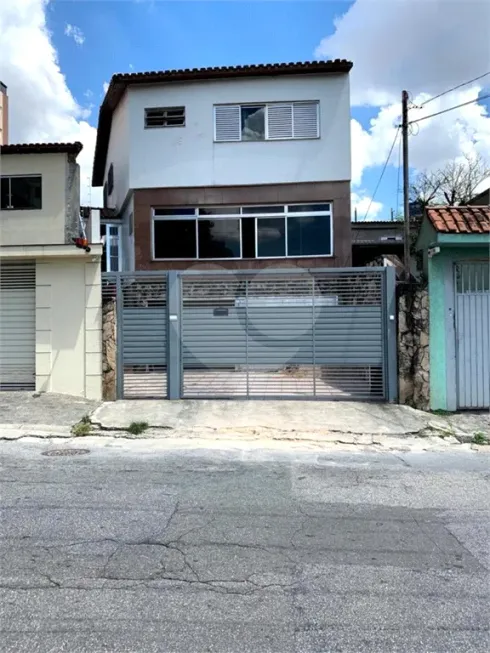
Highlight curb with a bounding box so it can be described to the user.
[0,424,73,440]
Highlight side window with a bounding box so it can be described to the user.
[0,176,42,210]
[145,107,185,128]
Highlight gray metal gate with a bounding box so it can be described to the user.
[455,262,490,409]
[103,273,168,398]
[102,267,396,401]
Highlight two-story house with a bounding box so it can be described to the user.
[92,60,353,271]
[0,142,103,398]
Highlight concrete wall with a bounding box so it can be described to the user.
[35,258,102,400]
[0,153,67,246]
[104,92,130,211]
[429,246,489,411]
[100,74,351,209]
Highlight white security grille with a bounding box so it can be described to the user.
[214,105,241,142]
[293,102,319,138]
[267,104,294,139]
[0,263,36,390]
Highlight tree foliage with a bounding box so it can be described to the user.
[410,154,490,207]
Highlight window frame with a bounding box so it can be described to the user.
[101,222,122,272]
[214,102,320,143]
[151,203,333,261]
[144,106,186,129]
[0,174,42,211]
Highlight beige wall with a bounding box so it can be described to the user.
[0,153,66,246]
[35,258,102,400]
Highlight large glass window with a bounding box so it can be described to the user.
[257,218,286,257]
[1,176,42,210]
[154,220,196,259]
[287,215,331,257]
[198,219,240,258]
[152,204,332,260]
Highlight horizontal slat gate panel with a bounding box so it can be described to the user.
[122,309,167,364]
[181,271,386,399]
[0,263,36,390]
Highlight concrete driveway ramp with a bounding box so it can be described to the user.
[92,400,435,437]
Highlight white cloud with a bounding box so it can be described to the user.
[0,0,100,204]
[64,23,85,46]
[351,192,383,221]
[103,81,109,95]
[317,0,490,192]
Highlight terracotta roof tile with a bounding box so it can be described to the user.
[1,142,83,156]
[426,206,490,234]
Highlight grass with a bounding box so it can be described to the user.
[71,415,92,437]
[472,432,489,445]
[126,421,149,436]
[430,409,452,416]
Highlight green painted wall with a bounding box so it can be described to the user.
[429,246,490,410]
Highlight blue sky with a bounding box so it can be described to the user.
[39,0,489,218]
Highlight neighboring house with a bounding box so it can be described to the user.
[351,220,404,267]
[92,60,353,271]
[0,143,103,398]
[416,206,490,411]
[468,188,490,206]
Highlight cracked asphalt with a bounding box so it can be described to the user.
[0,441,489,653]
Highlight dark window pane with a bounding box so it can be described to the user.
[154,208,196,216]
[242,218,256,258]
[257,218,286,258]
[154,220,196,259]
[1,177,9,209]
[242,205,284,215]
[241,106,265,141]
[288,203,331,213]
[287,215,331,256]
[10,176,42,209]
[199,207,240,216]
[198,219,240,259]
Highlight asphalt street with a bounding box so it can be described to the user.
[0,440,489,653]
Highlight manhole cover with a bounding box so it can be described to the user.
[42,449,90,457]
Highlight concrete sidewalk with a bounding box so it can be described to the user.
[0,394,488,450]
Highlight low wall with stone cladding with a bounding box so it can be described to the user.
[398,284,429,410]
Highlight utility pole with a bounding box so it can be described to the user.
[402,90,411,281]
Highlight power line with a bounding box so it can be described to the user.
[362,127,400,221]
[408,93,490,125]
[416,71,490,108]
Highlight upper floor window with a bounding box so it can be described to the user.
[214,102,319,142]
[1,175,42,210]
[145,106,186,128]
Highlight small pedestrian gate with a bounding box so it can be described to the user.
[102,267,397,401]
[455,262,490,409]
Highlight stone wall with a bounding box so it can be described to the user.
[102,298,117,401]
[398,285,429,410]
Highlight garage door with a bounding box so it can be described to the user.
[455,262,490,409]
[0,263,36,390]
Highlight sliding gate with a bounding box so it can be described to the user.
[103,267,396,401]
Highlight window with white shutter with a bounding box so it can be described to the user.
[214,101,319,142]
[293,102,319,138]
[214,105,241,142]
[267,104,293,139]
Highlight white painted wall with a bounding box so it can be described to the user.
[105,91,130,211]
[0,153,66,246]
[35,258,102,400]
[122,74,350,191]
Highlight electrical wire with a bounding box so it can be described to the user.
[417,71,490,108]
[362,127,400,221]
[408,94,490,125]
